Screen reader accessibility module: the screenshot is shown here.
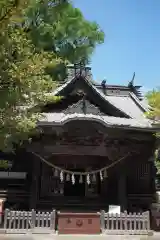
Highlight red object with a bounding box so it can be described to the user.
[151,211,160,231]
[0,202,3,215]
[58,212,101,234]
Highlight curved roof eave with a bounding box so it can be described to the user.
[38,113,157,133]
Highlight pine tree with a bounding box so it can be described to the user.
[24,0,104,80]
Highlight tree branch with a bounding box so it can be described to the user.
[0,0,19,23]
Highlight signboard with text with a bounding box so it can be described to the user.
[108,205,121,214]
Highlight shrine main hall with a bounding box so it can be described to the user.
[0,66,158,213]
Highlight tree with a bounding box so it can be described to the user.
[24,0,104,80]
[0,0,61,151]
[146,89,160,173]
[146,89,160,121]
[0,0,104,151]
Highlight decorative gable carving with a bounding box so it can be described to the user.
[63,99,105,115]
[70,88,87,96]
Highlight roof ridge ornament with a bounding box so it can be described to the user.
[128,72,135,89]
[101,79,107,95]
[74,61,87,78]
[128,72,143,100]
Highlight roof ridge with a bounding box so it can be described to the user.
[51,75,131,118]
[85,77,132,118]
[129,92,148,112]
[50,75,75,96]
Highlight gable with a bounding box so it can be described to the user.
[43,94,106,116]
[48,76,131,118]
[63,99,105,115]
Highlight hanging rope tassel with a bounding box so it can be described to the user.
[31,151,131,184]
[79,175,83,183]
[72,174,75,185]
[66,173,70,181]
[100,171,103,181]
[60,171,64,182]
[87,174,90,185]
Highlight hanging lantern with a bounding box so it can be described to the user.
[87,174,90,185]
[104,169,108,178]
[92,174,96,182]
[100,171,103,181]
[54,168,59,177]
[72,174,75,185]
[66,173,70,181]
[60,171,64,182]
[79,175,83,183]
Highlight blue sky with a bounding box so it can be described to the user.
[73,0,160,90]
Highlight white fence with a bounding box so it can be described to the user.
[100,210,151,235]
[3,208,152,235]
[3,209,56,234]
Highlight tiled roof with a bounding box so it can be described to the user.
[43,73,157,130]
[49,75,146,119]
[38,113,156,131]
[105,94,146,119]
[49,76,131,117]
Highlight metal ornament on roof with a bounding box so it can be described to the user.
[74,60,87,77]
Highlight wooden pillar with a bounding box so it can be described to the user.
[118,172,127,212]
[29,154,41,209]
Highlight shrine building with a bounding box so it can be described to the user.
[0,65,158,213]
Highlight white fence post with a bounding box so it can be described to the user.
[3,208,8,229]
[147,211,150,230]
[31,209,36,230]
[3,209,56,234]
[50,209,56,232]
[102,210,152,235]
[100,210,105,233]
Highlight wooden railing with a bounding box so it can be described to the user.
[100,210,151,235]
[3,209,56,234]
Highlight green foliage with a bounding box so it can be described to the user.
[0,0,104,151]
[0,0,60,151]
[146,88,160,173]
[155,148,160,174]
[146,89,160,122]
[24,0,104,76]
